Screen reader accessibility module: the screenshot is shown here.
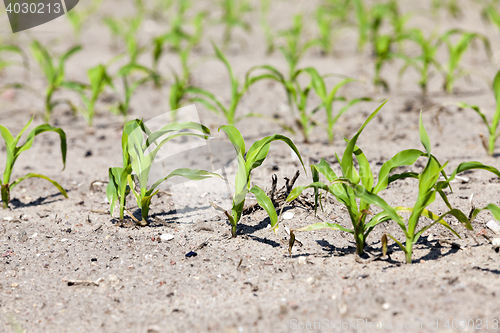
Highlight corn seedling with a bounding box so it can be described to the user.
[215,125,305,237]
[482,1,500,31]
[321,0,353,26]
[353,113,500,263]
[187,43,261,125]
[259,0,274,55]
[315,9,336,56]
[305,67,370,143]
[369,2,408,91]
[438,29,491,94]
[152,1,205,73]
[287,101,428,255]
[0,117,67,209]
[398,29,442,95]
[64,64,114,126]
[217,0,252,46]
[353,0,370,52]
[110,63,160,120]
[455,69,500,156]
[432,0,462,18]
[0,45,29,76]
[104,14,144,64]
[107,119,219,225]
[277,15,317,78]
[30,40,82,123]
[66,0,103,39]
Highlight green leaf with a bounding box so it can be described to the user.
[374,149,425,193]
[249,185,278,230]
[293,221,353,234]
[219,125,246,156]
[10,173,67,198]
[341,100,387,182]
[147,168,221,195]
[419,111,432,155]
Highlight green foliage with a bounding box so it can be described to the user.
[217,0,252,46]
[354,113,500,263]
[438,29,491,94]
[65,64,114,126]
[482,1,500,31]
[0,45,29,75]
[277,14,316,77]
[305,67,370,143]
[286,101,425,255]
[353,0,408,54]
[30,40,82,123]
[456,70,500,155]
[432,0,462,18]
[107,119,219,225]
[110,63,160,120]
[104,14,144,64]
[217,125,305,237]
[259,0,275,54]
[315,9,336,56]
[0,117,67,209]
[66,0,103,38]
[151,2,205,118]
[398,29,442,95]
[187,43,260,125]
[152,1,205,73]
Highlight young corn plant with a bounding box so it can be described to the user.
[432,0,462,18]
[64,64,114,126]
[107,119,219,225]
[371,30,400,91]
[104,14,144,64]
[482,1,500,31]
[455,69,500,156]
[215,125,305,237]
[30,40,82,123]
[1,117,67,209]
[277,14,317,78]
[259,0,275,55]
[187,43,258,125]
[0,45,29,76]
[152,1,205,73]
[217,0,252,46]
[66,0,103,39]
[438,29,491,94]
[315,9,336,56]
[353,113,500,263]
[305,67,370,144]
[110,63,160,121]
[286,101,429,255]
[398,29,442,96]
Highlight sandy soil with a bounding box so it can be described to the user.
[1,0,500,332]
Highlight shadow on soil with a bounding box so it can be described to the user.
[8,190,71,209]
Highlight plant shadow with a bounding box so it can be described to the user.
[8,190,72,209]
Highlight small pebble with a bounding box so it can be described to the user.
[382,303,391,310]
[282,212,294,220]
[160,234,174,242]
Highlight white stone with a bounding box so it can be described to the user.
[486,220,500,235]
[160,234,174,242]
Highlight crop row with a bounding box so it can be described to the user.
[1,0,500,143]
[1,0,500,265]
[2,100,500,264]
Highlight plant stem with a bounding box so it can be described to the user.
[405,238,413,264]
[1,184,10,209]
